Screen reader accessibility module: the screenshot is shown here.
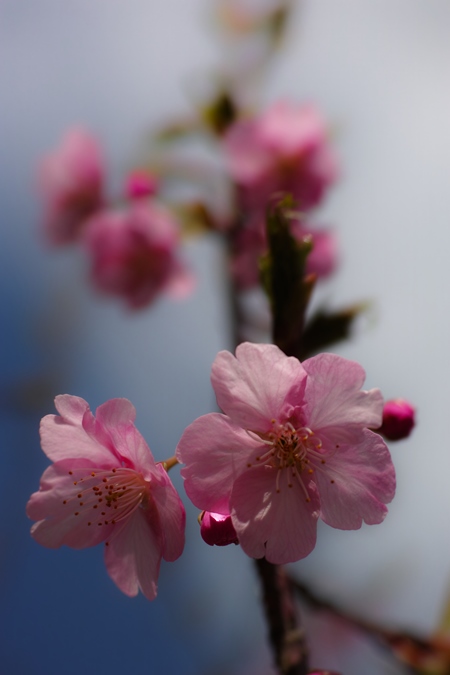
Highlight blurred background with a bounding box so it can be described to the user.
[2,1,450,673]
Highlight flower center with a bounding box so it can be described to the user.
[270,425,323,470]
[246,421,327,500]
[64,466,149,529]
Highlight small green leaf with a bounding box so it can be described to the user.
[202,90,237,135]
[299,303,368,359]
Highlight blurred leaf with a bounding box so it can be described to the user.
[201,90,237,135]
[299,303,368,359]
[154,117,203,142]
[267,4,291,47]
[175,201,217,237]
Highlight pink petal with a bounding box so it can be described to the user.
[164,260,196,299]
[95,398,156,476]
[211,342,307,432]
[305,229,338,279]
[95,397,137,428]
[151,464,186,562]
[176,412,264,513]
[302,353,383,437]
[231,465,320,564]
[28,460,114,549]
[40,395,117,465]
[316,430,396,529]
[104,508,163,600]
[223,119,271,184]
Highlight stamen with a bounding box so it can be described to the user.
[245,429,272,446]
[293,466,311,502]
[64,466,149,528]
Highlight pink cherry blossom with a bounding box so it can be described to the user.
[176,343,395,565]
[39,128,104,245]
[223,101,338,212]
[83,201,194,309]
[125,170,159,199]
[200,511,239,547]
[380,398,416,441]
[231,213,337,289]
[27,395,185,600]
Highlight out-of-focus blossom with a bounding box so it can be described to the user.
[125,170,159,200]
[83,201,194,309]
[39,128,104,244]
[379,399,416,441]
[27,395,185,600]
[231,214,337,289]
[199,510,239,547]
[177,342,395,565]
[223,102,337,213]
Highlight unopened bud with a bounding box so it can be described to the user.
[199,511,239,547]
[380,399,415,441]
[125,170,158,199]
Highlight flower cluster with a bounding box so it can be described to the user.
[38,129,192,308]
[27,343,399,596]
[223,101,338,288]
[176,342,396,564]
[84,201,193,309]
[27,395,185,600]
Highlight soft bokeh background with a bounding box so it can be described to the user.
[2,1,450,673]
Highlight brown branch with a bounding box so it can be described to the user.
[291,576,450,674]
[255,560,309,675]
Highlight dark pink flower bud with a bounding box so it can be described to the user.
[200,511,239,547]
[380,399,415,441]
[125,170,159,200]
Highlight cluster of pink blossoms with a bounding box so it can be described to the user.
[223,101,338,288]
[27,395,185,600]
[177,342,396,564]
[39,129,192,308]
[27,343,399,597]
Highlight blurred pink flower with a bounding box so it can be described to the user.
[125,169,159,200]
[223,101,338,212]
[27,395,185,600]
[380,398,416,441]
[200,511,239,547]
[177,343,395,565]
[39,128,104,244]
[231,214,337,289]
[83,201,194,309]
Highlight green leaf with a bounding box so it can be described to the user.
[299,303,368,359]
[201,90,237,135]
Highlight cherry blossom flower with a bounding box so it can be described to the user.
[176,343,395,565]
[231,213,337,289]
[39,128,104,245]
[223,101,338,213]
[83,201,194,309]
[27,395,185,600]
[380,399,416,441]
[200,511,239,547]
